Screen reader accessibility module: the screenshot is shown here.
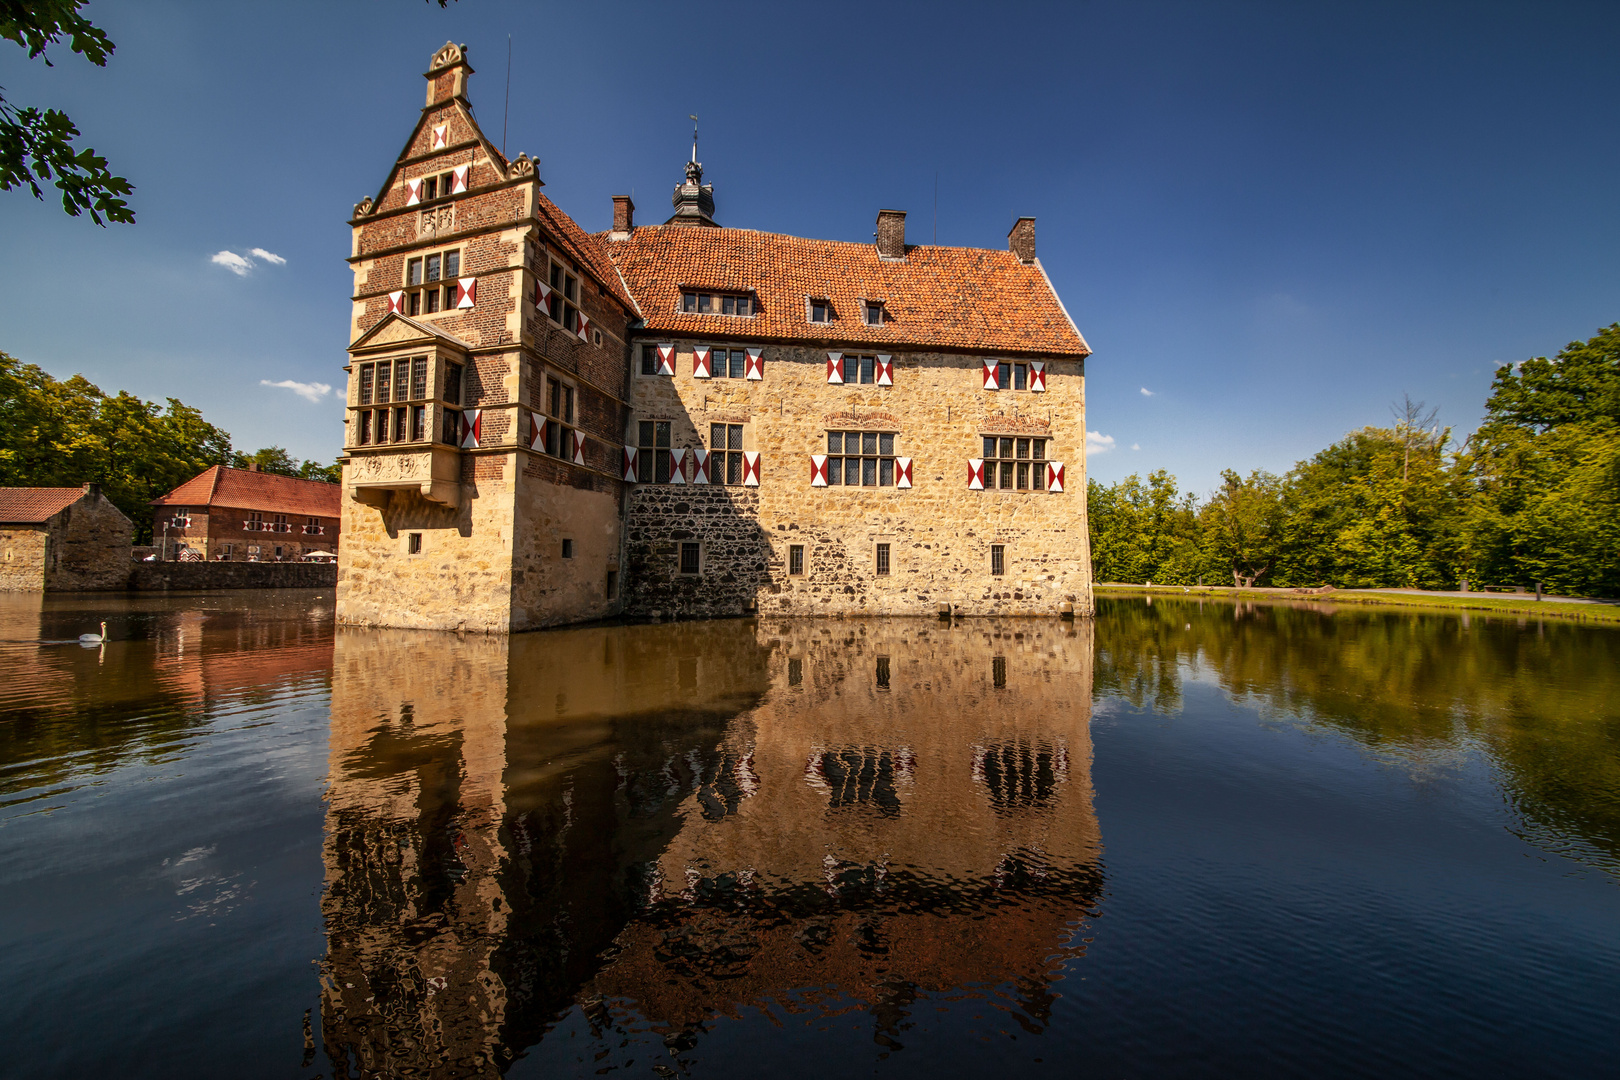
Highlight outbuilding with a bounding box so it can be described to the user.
[0,484,133,591]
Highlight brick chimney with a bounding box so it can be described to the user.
[248,462,260,473]
[1008,217,1036,263]
[424,42,473,107]
[876,209,907,259]
[610,195,635,240]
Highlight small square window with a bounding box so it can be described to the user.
[809,299,830,323]
[789,544,804,576]
[407,533,422,555]
[865,302,884,326]
[698,294,712,314]
[562,539,574,559]
[876,543,890,576]
[682,292,698,313]
[606,569,618,599]
[679,542,701,575]
[991,544,1005,576]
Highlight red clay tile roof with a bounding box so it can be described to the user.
[604,225,1090,358]
[151,466,341,518]
[0,487,89,523]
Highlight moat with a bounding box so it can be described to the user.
[0,591,1615,1077]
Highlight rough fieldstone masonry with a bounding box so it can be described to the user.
[337,43,1094,631]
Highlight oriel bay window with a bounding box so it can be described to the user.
[405,249,461,315]
[826,431,896,487]
[709,424,745,484]
[355,355,434,447]
[637,420,671,483]
[982,436,1047,490]
[441,360,464,444]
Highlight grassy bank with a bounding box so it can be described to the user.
[1094,584,1620,625]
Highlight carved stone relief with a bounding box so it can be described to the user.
[349,451,432,484]
[417,204,457,240]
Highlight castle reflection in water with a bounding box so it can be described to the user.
[320,618,1100,1075]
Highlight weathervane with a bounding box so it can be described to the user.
[689,114,699,163]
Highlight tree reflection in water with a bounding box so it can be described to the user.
[1096,596,1620,870]
[318,619,1100,1076]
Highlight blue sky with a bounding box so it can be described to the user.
[3,0,1617,497]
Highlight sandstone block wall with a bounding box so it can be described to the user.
[623,341,1093,619]
[0,527,47,591]
[129,561,338,591]
[43,492,133,591]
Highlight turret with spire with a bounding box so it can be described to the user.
[667,116,719,227]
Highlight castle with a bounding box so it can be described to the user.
[337,43,1093,632]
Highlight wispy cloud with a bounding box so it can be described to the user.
[1131,443,1141,451]
[260,379,332,404]
[1140,387,1155,397]
[210,250,254,276]
[211,248,287,276]
[1086,430,1116,455]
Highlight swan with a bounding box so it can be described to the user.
[79,621,107,643]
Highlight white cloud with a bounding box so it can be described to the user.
[211,247,287,275]
[210,250,254,276]
[1131,443,1141,451]
[260,379,332,404]
[1140,387,1154,397]
[1086,430,1116,454]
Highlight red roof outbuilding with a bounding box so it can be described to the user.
[150,466,341,518]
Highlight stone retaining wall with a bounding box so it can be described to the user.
[129,561,337,591]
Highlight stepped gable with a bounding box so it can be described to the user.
[152,466,340,518]
[0,487,90,522]
[606,224,1091,357]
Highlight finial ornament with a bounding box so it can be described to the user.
[353,196,374,217]
[509,153,536,177]
[430,41,464,71]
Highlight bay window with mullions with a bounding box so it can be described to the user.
[827,430,896,487]
[982,435,1047,490]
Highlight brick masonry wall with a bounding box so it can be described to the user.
[623,341,1093,618]
[130,561,337,591]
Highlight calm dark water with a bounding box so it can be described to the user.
[0,591,1615,1078]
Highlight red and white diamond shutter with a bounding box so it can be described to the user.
[431,124,449,150]
[826,352,844,384]
[455,278,476,308]
[982,360,999,391]
[895,457,913,488]
[744,348,763,380]
[875,355,894,386]
[967,459,986,489]
[742,452,760,487]
[535,279,552,310]
[810,454,829,487]
[1029,361,1047,392]
[405,177,424,206]
[572,430,587,466]
[691,448,709,484]
[450,164,469,194]
[388,291,405,315]
[1046,461,1065,493]
[529,412,546,451]
[622,446,639,482]
[693,345,712,378]
[460,409,482,449]
[576,312,591,342]
[656,343,676,376]
[668,448,687,484]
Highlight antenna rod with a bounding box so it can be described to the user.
[501,34,512,156]
[934,171,938,245]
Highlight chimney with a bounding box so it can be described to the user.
[1008,217,1036,263]
[876,209,907,259]
[610,195,635,240]
[424,42,473,108]
[84,482,101,498]
[248,463,260,473]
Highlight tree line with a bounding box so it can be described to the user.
[1,352,340,542]
[1089,324,1620,597]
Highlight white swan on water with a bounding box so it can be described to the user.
[79,621,107,643]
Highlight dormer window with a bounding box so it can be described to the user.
[864,301,885,326]
[682,291,753,316]
[809,298,832,323]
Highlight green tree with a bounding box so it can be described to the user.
[0,0,134,224]
[1197,469,1284,586]
[1463,325,1620,596]
[1087,470,1200,584]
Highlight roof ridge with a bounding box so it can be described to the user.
[608,223,1024,259]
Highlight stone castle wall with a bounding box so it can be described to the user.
[623,341,1093,619]
[129,561,337,591]
[0,527,47,591]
